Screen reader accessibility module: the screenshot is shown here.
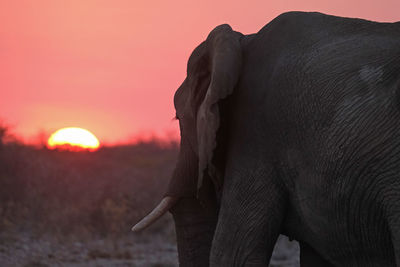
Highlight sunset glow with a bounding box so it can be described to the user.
[47,127,100,151]
[0,1,399,144]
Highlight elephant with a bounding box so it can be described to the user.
[132,11,400,266]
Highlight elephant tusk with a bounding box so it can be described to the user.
[131,196,178,232]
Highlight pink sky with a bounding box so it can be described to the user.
[1,0,399,144]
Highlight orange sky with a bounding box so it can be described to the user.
[1,0,399,144]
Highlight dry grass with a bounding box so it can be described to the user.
[0,135,179,239]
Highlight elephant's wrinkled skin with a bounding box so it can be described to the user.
[140,12,400,266]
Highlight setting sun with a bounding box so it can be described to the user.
[47,127,100,151]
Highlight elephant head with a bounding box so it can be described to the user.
[132,24,243,265]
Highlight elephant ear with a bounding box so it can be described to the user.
[196,24,242,194]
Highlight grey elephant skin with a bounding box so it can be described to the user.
[138,11,400,266]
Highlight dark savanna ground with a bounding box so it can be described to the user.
[0,126,298,266]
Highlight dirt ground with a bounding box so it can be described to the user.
[0,227,299,267]
[0,231,177,267]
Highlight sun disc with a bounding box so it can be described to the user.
[47,127,100,151]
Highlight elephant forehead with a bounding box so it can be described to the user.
[187,42,208,72]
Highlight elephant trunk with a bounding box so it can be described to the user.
[165,139,199,197]
[132,138,219,265]
[171,197,218,267]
